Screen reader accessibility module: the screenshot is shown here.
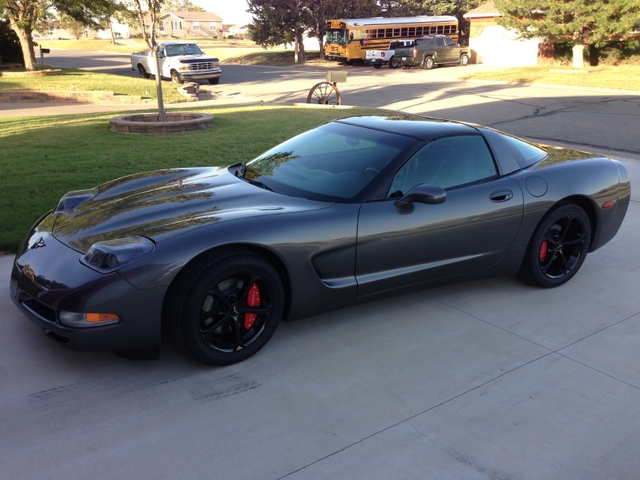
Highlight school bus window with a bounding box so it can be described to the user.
[401,27,408,36]
[408,27,415,36]
[393,28,400,36]
[451,25,457,33]
[430,26,436,34]
[444,26,450,34]
[437,25,444,34]
[386,28,392,37]
[416,27,423,35]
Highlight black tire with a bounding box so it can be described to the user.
[373,63,382,69]
[208,77,220,85]
[519,204,591,288]
[138,65,150,79]
[389,56,399,69]
[165,252,285,365]
[170,70,183,84]
[459,53,469,66]
[422,56,434,70]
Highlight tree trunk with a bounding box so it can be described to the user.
[8,20,36,70]
[109,19,116,45]
[318,23,324,60]
[152,47,167,122]
[296,31,306,64]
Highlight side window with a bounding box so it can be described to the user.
[388,135,498,197]
[435,37,446,47]
[444,37,455,47]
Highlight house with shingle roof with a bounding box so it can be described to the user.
[159,11,224,39]
[463,1,539,66]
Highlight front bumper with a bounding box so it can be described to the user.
[181,68,222,81]
[10,222,165,352]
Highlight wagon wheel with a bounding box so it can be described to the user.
[307,82,342,105]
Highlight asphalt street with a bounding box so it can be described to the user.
[1,50,640,479]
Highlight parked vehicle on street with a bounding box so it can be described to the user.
[325,16,459,63]
[395,35,469,69]
[131,41,222,84]
[365,40,414,68]
[10,115,631,366]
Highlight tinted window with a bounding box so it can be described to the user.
[388,135,498,196]
[502,135,547,166]
[245,123,419,202]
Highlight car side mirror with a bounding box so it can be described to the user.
[394,184,446,208]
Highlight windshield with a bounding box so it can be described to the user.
[165,43,203,56]
[243,122,418,202]
[325,29,348,44]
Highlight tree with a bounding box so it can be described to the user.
[60,13,87,39]
[0,0,126,70]
[161,0,205,11]
[495,0,640,68]
[0,0,45,70]
[132,0,166,121]
[248,0,309,63]
[248,0,381,62]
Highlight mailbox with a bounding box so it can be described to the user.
[326,71,347,84]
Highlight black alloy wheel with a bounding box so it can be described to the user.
[520,203,591,288]
[165,253,284,365]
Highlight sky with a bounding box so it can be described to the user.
[193,0,253,25]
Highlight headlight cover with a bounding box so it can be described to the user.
[55,188,98,215]
[81,236,154,273]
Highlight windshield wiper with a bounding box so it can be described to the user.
[245,177,275,192]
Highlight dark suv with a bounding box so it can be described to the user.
[395,35,469,69]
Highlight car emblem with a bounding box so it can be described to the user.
[30,236,46,250]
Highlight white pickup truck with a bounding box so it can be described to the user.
[364,40,414,69]
[131,41,222,84]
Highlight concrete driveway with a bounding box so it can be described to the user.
[1,62,639,479]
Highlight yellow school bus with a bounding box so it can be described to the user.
[325,16,459,63]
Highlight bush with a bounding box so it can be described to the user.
[0,20,23,65]
[554,39,640,66]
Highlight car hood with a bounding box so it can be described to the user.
[52,167,328,253]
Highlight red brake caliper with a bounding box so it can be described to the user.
[539,240,548,260]
[244,283,261,330]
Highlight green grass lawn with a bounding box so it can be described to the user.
[0,66,189,104]
[0,105,376,253]
[463,65,640,92]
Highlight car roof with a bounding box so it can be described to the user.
[158,41,200,46]
[334,115,478,141]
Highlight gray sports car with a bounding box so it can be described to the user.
[10,115,631,365]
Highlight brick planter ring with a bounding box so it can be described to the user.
[110,112,214,134]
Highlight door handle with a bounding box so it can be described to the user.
[490,190,513,202]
